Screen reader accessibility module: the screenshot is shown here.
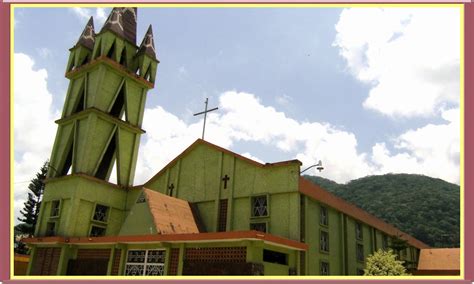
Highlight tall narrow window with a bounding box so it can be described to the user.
[356,244,364,262]
[356,222,363,240]
[50,200,61,217]
[320,230,329,252]
[251,195,268,217]
[218,199,228,232]
[320,206,328,226]
[382,235,388,250]
[320,261,330,275]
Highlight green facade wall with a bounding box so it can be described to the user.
[302,195,420,275]
[36,176,128,237]
[144,143,301,240]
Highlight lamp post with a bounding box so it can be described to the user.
[300,160,324,174]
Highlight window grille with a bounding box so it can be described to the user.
[251,195,268,217]
[320,261,330,275]
[125,249,166,276]
[50,200,60,217]
[320,206,328,226]
[93,204,109,222]
[320,231,329,252]
[218,199,228,232]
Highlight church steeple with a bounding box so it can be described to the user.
[138,25,156,58]
[49,7,158,186]
[135,25,159,84]
[65,17,95,73]
[100,7,137,44]
[76,16,95,50]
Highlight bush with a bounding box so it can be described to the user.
[364,249,410,276]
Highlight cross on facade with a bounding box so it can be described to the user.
[168,183,174,196]
[222,175,230,189]
[193,98,218,140]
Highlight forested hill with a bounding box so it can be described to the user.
[304,174,460,248]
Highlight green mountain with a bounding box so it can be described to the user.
[304,174,460,248]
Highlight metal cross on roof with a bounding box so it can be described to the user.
[193,98,218,140]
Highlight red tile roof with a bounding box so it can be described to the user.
[299,177,429,249]
[417,248,460,271]
[143,188,200,234]
[144,139,301,186]
[22,230,308,251]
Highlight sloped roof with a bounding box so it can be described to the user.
[138,25,156,58]
[144,139,301,186]
[100,7,137,44]
[299,177,429,249]
[75,16,95,50]
[143,188,200,234]
[417,248,460,271]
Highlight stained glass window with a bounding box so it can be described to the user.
[125,249,166,276]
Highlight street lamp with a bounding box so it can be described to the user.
[300,160,324,174]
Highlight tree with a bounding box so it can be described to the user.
[390,235,409,254]
[364,249,410,276]
[17,161,48,237]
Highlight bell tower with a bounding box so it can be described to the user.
[48,7,158,186]
[35,8,158,238]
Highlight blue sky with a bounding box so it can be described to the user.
[13,6,461,221]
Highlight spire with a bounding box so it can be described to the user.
[76,16,95,50]
[101,7,137,44]
[138,25,156,59]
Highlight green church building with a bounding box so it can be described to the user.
[23,8,429,276]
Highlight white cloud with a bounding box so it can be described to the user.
[371,108,460,183]
[334,8,460,117]
[36,47,52,59]
[275,94,293,106]
[135,91,459,185]
[14,53,59,223]
[241,152,264,164]
[70,8,108,27]
[135,91,373,184]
